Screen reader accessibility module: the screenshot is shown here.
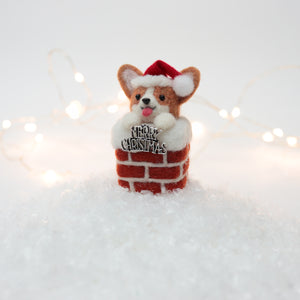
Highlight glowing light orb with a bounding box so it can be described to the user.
[42,170,59,185]
[219,109,229,119]
[107,104,119,114]
[35,133,44,143]
[24,122,37,133]
[74,72,85,83]
[65,100,85,119]
[286,136,297,147]
[118,90,128,102]
[2,120,12,129]
[192,121,205,138]
[262,132,274,143]
[273,128,284,138]
[231,107,241,118]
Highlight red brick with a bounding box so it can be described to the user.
[183,158,189,175]
[134,182,161,194]
[115,149,128,161]
[117,164,145,178]
[165,176,187,191]
[167,145,189,163]
[118,179,130,189]
[131,151,163,163]
[149,166,180,179]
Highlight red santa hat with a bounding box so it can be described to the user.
[131,60,195,97]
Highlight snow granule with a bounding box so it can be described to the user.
[1,177,299,300]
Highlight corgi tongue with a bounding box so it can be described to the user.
[142,107,153,117]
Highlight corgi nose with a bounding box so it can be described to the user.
[142,98,150,105]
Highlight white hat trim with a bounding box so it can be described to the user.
[131,74,194,97]
[173,74,194,97]
[131,75,172,89]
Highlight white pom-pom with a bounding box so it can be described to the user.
[121,112,141,129]
[172,74,194,97]
[153,113,176,131]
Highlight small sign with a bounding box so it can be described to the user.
[121,124,167,154]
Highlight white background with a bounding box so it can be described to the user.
[1,1,300,299]
[0,0,299,211]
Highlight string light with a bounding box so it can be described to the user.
[107,104,119,114]
[219,109,229,119]
[42,169,60,186]
[0,49,299,186]
[262,132,274,143]
[35,133,44,143]
[65,100,85,119]
[74,72,85,83]
[286,136,297,147]
[2,120,12,129]
[231,107,241,119]
[273,128,284,138]
[24,122,37,133]
[192,121,205,138]
[118,90,128,102]
[48,49,93,107]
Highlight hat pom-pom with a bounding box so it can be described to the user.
[173,74,194,97]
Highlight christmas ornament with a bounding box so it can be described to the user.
[112,60,201,193]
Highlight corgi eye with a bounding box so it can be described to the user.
[135,94,141,100]
[159,95,165,101]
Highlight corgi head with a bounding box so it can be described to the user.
[118,60,200,122]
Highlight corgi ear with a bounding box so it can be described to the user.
[118,64,143,99]
[177,67,201,105]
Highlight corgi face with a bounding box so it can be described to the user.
[118,63,200,120]
[129,86,179,122]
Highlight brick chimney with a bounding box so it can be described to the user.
[112,117,192,194]
[115,144,190,194]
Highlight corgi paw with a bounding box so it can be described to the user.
[153,113,176,131]
[122,112,141,129]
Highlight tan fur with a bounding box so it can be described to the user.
[153,86,180,118]
[118,64,201,119]
[117,64,143,99]
[129,87,147,110]
[178,67,201,105]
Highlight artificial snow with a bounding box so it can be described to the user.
[1,176,300,300]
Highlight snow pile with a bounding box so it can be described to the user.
[1,177,300,300]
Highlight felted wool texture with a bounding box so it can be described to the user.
[111,116,192,151]
[144,60,182,78]
[118,63,200,110]
[176,66,201,104]
[1,176,300,300]
[115,145,190,193]
[118,64,143,98]
[131,75,173,89]
[115,146,189,163]
[131,60,197,98]
[128,84,192,118]
[173,74,195,97]
[152,86,181,118]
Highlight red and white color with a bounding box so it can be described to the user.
[112,116,192,194]
[111,116,192,194]
[131,60,195,97]
[115,145,190,194]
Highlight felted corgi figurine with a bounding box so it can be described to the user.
[112,60,201,194]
